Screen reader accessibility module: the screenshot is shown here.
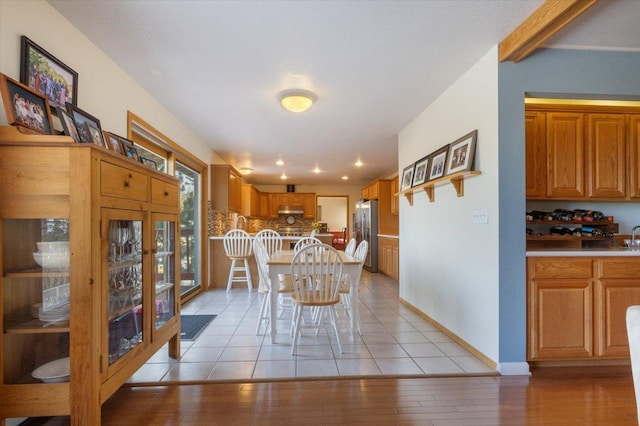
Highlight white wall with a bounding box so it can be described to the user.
[398,47,500,362]
[0,0,217,163]
[317,197,348,231]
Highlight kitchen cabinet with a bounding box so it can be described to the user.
[362,181,379,200]
[586,113,626,198]
[0,128,180,424]
[241,184,260,217]
[267,192,316,219]
[630,114,640,199]
[390,176,399,215]
[378,236,399,280]
[525,111,547,199]
[364,179,398,236]
[525,104,639,201]
[546,112,585,199]
[527,256,640,362]
[210,164,242,212]
[259,192,270,217]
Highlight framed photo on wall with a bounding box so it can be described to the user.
[411,156,429,187]
[427,145,449,181]
[400,163,415,191]
[20,36,78,111]
[445,130,477,175]
[0,72,53,135]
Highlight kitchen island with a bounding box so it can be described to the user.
[526,247,640,364]
[207,233,333,289]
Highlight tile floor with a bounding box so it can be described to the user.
[129,271,495,383]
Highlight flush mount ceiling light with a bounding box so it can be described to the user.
[278,89,317,113]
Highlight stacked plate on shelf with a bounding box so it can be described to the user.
[32,241,70,269]
[33,302,70,324]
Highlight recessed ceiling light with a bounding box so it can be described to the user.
[313,167,321,174]
[278,89,317,113]
[276,159,284,166]
[342,176,349,180]
[355,160,363,167]
[238,167,253,175]
[280,172,287,180]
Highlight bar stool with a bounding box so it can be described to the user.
[223,229,254,292]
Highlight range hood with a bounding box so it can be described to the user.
[278,205,304,215]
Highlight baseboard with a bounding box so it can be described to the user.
[399,297,497,371]
[497,362,531,376]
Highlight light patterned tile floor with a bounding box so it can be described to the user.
[129,270,495,383]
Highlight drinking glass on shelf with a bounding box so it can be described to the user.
[128,221,141,258]
[116,226,129,261]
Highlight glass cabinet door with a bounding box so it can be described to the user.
[153,217,176,331]
[2,218,70,384]
[105,214,143,366]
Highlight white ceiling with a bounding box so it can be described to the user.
[48,0,640,186]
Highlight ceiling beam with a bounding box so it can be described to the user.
[499,0,600,63]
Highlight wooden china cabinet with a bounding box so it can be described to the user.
[0,127,181,425]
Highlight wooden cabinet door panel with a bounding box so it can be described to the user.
[525,111,547,199]
[546,112,585,199]
[259,192,270,217]
[528,279,593,360]
[630,114,640,199]
[391,176,399,215]
[587,114,626,199]
[302,194,316,219]
[595,280,640,358]
[529,258,593,279]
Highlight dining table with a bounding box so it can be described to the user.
[266,249,363,344]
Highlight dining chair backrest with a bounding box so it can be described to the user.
[254,229,283,256]
[293,236,322,253]
[223,229,253,258]
[309,228,317,238]
[253,239,271,291]
[344,238,357,256]
[353,240,369,263]
[290,244,343,303]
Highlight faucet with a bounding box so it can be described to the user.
[235,215,247,230]
[632,225,640,246]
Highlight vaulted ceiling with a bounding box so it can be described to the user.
[49,0,640,185]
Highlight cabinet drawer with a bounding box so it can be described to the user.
[151,178,179,207]
[101,162,149,201]
[529,258,593,279]
[599,258,640,278]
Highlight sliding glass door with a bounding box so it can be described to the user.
[175,162,201,297]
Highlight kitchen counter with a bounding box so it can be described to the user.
[526,247,640,257]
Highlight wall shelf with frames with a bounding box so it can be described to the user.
[395,171,481,205]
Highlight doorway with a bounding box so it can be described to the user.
[317,196,349,249]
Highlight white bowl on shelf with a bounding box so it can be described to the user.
[33,251,70,269]
[36,241,70,252]
[31,357,70,383]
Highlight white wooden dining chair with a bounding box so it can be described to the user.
[344,238,357,256]
[254,229,283,292]
[253,239,293,335]
[223,229,254,292]
[338,240,368,325]
[290,244,344,355]
[627,305,640,424]
[293,236,322,253]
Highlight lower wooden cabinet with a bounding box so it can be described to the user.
[378,236,399,281]
[527,256,640,362]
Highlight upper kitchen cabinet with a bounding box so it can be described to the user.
[301,194,316,219]
[525,103,640,201]
[630,114,640,200]
[390,176,399,215]
[268,192,316,219]
[525,111,547,199]
[362,179,398,236]
[546,112,585,199]
[210,165,242,212]
[361,181,380,200]
[241,184,260,217]
[586,114,626,199]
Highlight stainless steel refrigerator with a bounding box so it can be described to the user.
[354,199,378,272]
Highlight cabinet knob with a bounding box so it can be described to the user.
[124,180,130,188]
[143,249,150,255]
[164,191,169,197]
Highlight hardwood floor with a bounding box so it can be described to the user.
[22,366,638,425]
